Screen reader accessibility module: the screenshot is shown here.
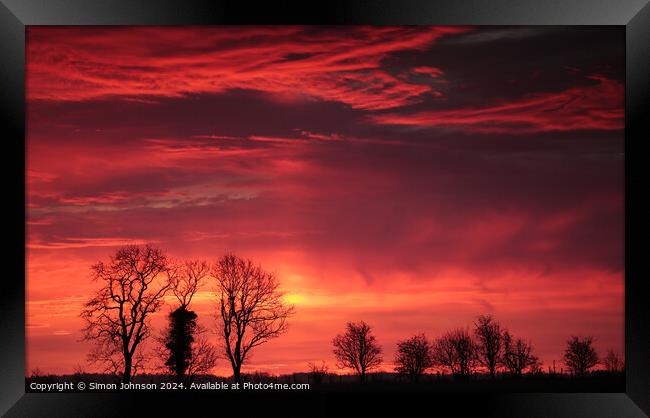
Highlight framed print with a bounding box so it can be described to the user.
[1,0,648,416]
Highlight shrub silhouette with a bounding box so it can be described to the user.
[308,361,329,384]
[603,349,624,372]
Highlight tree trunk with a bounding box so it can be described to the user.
[233,365,241,386]
[123,357,132,384]
[175,371,184,384]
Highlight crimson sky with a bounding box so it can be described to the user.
[26,26,624,376]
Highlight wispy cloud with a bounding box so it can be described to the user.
[27,26,469,110]
[372,75,623,133]
[28,237,157,250]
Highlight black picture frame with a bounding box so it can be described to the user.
[1,1,648,416]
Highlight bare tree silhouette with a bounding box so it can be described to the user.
[450,328,477,377]
[73,363,86,376]
[332,321,382,383]
[563,336,599,377]
[474,315,503,378]
[602,349,624,373]
[212,254,294,385]
[432,328,478,378]
[307,361,329,384]
[171,260,208,309]
[501,330,540,376]
[81,245,174,383]
[185,334,219,379]
[394,333,435,382]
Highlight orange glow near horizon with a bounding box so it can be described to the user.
[26,26,624,377]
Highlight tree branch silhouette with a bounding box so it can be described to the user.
[212,254,294,385]
[474,315,503,378]
[432,328,478,378]
[160,259,217,384]
[394,333,434,382]
[501,330,540,376]
[563,335,599,377]
[80,244,173,383]
[332,320,382,383]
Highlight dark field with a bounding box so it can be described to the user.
[26,371,624,393]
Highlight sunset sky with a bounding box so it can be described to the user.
[26,26,624,376]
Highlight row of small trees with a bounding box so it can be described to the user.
[81,245,294,384]
[79,245,623,385]
[330,318,623,383]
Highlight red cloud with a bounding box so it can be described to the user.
[412,66,445,78]
[27,26,469,110]
[372,75,623,133]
